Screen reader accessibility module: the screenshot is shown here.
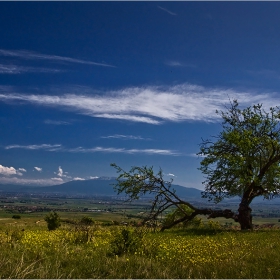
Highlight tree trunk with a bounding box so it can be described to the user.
[237,202,253,230]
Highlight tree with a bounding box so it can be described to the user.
[12,214,21,219]
[80,216,95,226]
[199,100,280,229]
[111,164,237,231]
[111,101,280,231]
[44,211,61,231]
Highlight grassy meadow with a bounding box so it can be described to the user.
[0,218,280,279]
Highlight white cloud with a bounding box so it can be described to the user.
[0,177,65,186]
[165,61,183,67]
[94,114,160,124]
[4,144,178,156]
[168,173,176,177]
[68,147,179,156]
[0,164,17,176]
[34,167,42,172]
[0,49,115,68]
[89,176,99,179]
[57,166,63,177]
[44,120,70,125]
[165,61,196,68]
[5,144,62,151]
[101,134,149,140]
[0,83,277,124]
[18,168,27,172]
[50,177,64,182]
[158,6,177,16]
[0,64,62,74]
[73,177,85,181]
[55,166,67,178]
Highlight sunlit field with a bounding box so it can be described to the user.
[1,221,280,279]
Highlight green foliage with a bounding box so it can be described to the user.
[109,228,143,256]
[80,216,95,226]
[111,163,172,200]
[199,100,280,203]
[44,211,61,231]
[12,214,21,219]
[111,163,198,230]
[163,205,202,229]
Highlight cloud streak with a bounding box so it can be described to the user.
[5,144,62,151]
[68,147,179,156]
[164,61,197,68]
[73,177,85,181]
[4,144,179,156]
[0,49,115,68]
[34,167,42,172]
[158,6,177,16]
[0,176,65,186]
[44,120,70,125]
[101,134,150,140]
[0,83,277,124]
[0,64,62,74]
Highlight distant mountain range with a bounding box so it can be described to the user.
[0,178,202,199]
[1,178,279,204]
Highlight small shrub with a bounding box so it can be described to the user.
[44,211,61,231]
[80,216,95,226]
[12,215,21,219]
[205,220,222,232]
[109,228,143,256]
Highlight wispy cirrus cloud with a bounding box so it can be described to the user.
[0,49,116,68]
[5,144,62,151]
[158,6,177,16]
[101,134,150,140]
[164,61,197,68]
[0,83,277,124]
[0,64,62,74]
[44,120,70,125]
[68,147,179,156]
[5,144,179,156]
[51,177,64,183]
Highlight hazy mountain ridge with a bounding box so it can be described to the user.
[0,179,279,204]
[0,178,202,198]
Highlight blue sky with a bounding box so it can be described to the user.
[1,2,280,189]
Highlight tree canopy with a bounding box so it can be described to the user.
[199,100,280,202]
[199,100,280,229]
[112,101,280,230]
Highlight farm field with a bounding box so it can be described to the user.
[0,194,280,278]
[1,223,280,278]
[1,193,280,227]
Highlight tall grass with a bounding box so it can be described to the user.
[0,224,280,278]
